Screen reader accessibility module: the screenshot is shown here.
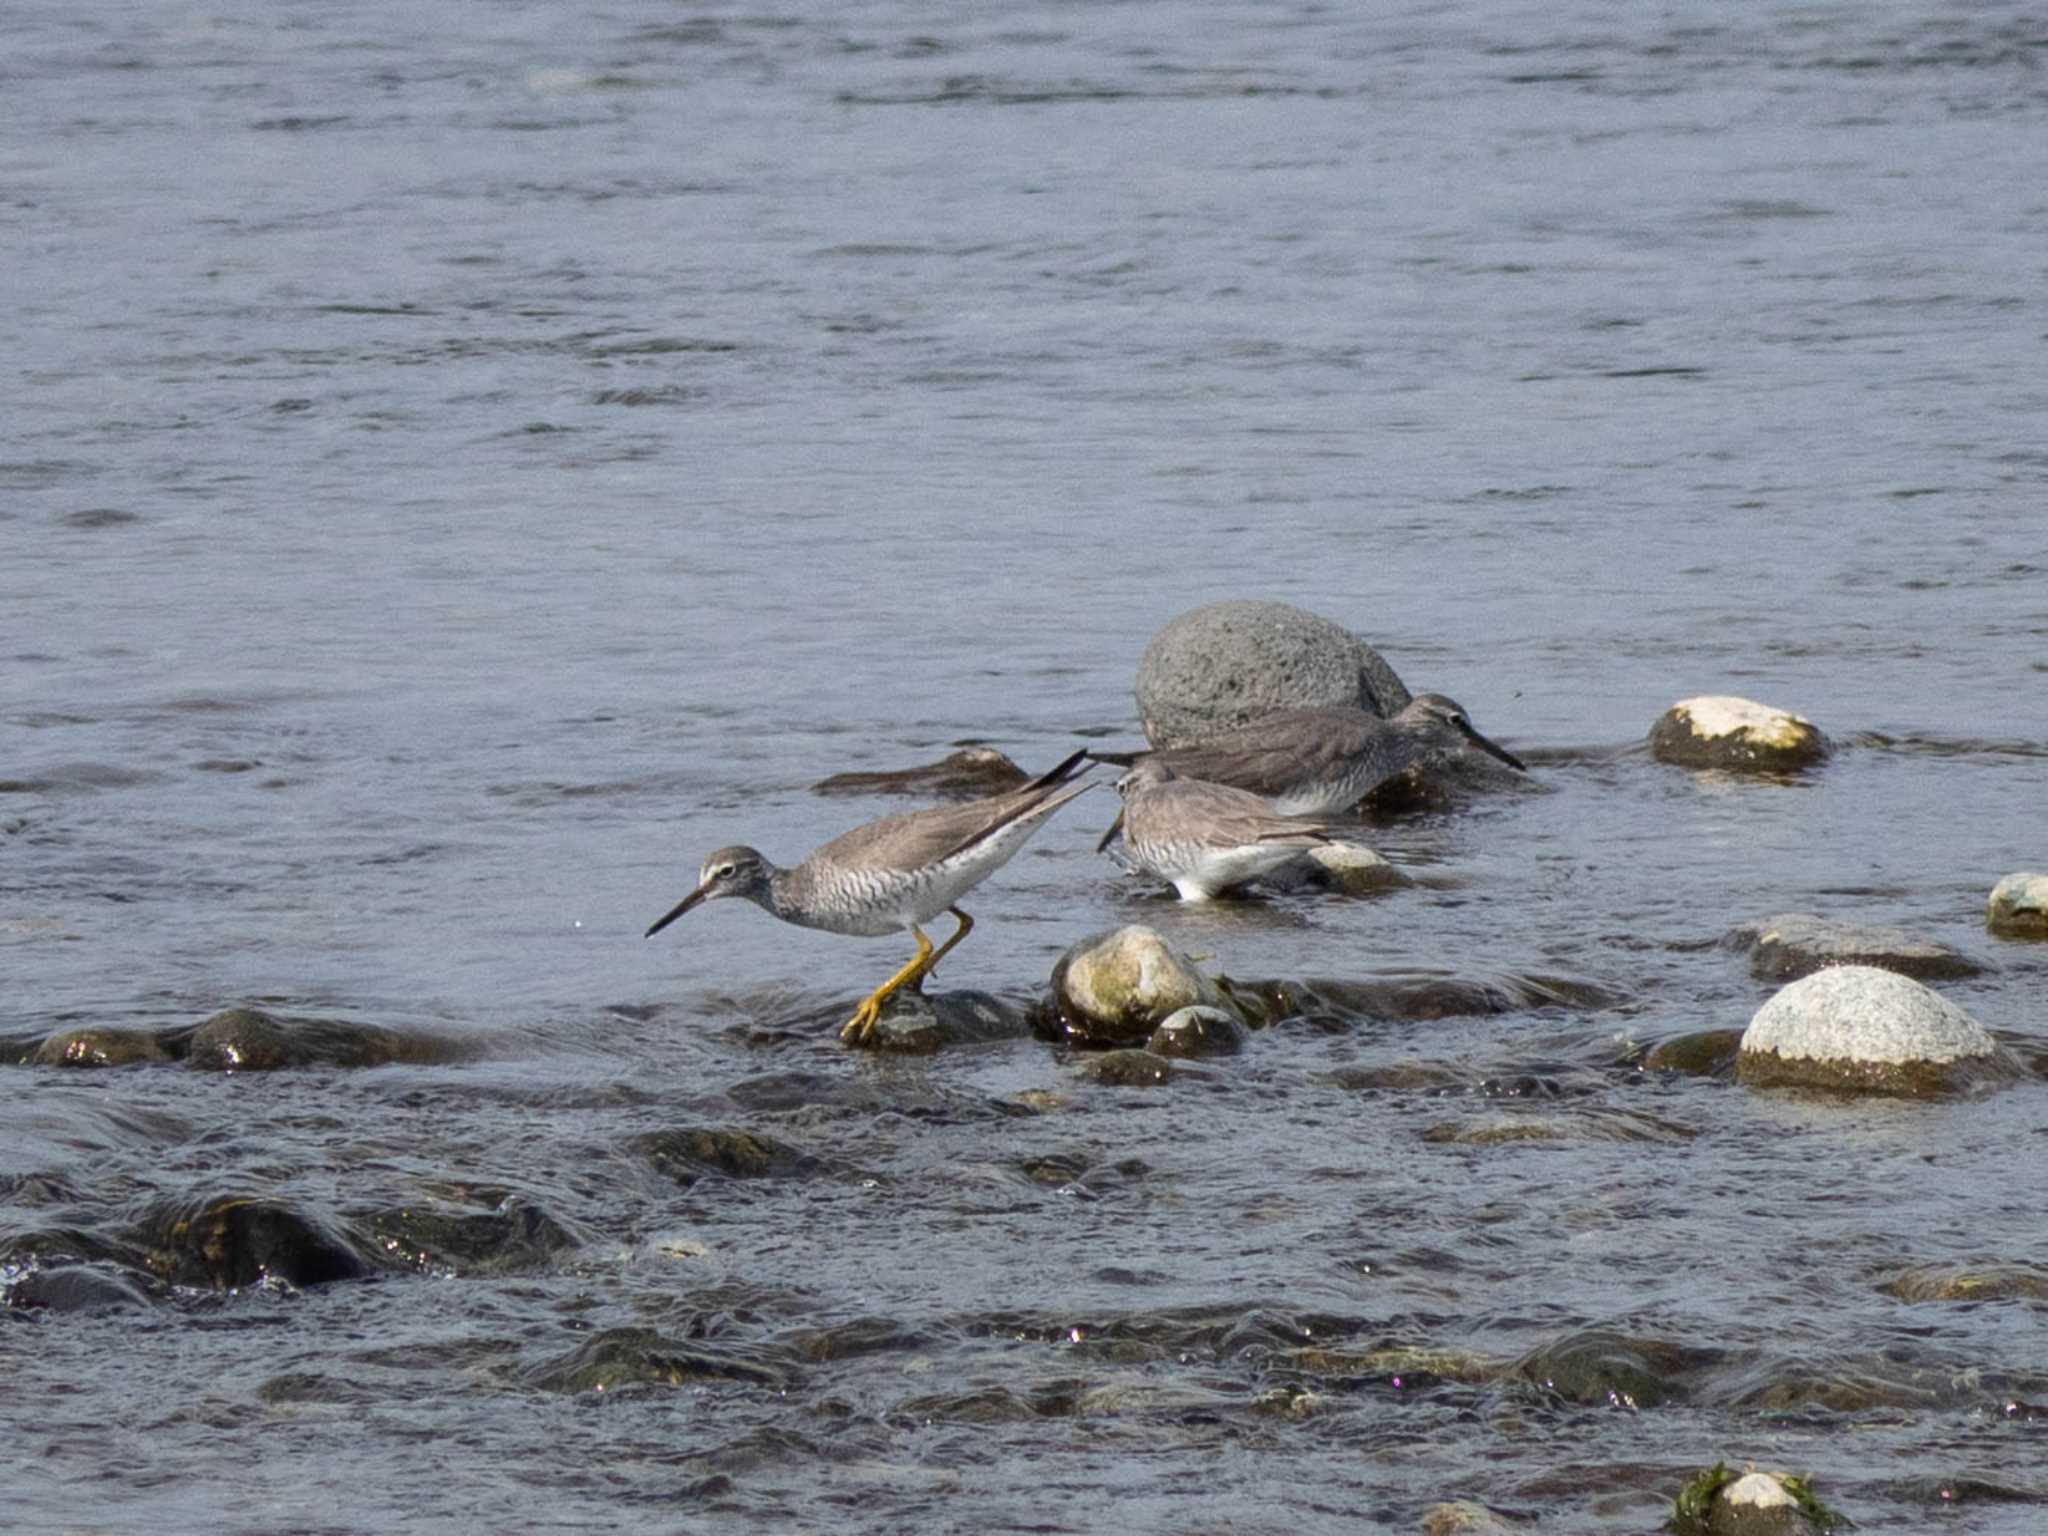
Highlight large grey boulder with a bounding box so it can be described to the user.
[1736,965,2014,1095]
[1134,600,1411,749]
[1649,695,1829,771]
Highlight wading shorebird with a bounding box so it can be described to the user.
[645,750,1092,1044]
[1087,692,1526,845]
[1103,760,1341,901]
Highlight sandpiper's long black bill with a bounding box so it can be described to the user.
[645,884,708,938]
[1095,808,1127,853]
[1461,720,1527,772]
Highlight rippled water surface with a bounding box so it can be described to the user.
[6,1,2048,1530]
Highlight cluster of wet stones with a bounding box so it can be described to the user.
[9,599,2042,1534]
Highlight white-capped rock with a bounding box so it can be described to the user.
[1737,965,2013,1095]
[1986,871,2048,940]
[1649,695,1829,771]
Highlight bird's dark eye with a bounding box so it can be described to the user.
[715,863,736,880]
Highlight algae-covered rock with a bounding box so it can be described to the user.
[185,1006,466,1071]
[1050,925,1232,1046]
[1421,1503,1516,1536]
[1986,872,2048,939]
[1513,1327,1706,1408]
[1147,1005,1246,1059]
[137,1194,370,1290]
[1134,599,1411,750]
[1641,1028,1745,1077]
[369,1196,583,1276]
[32,1026,172,1068]
[1670,1463,1845,1536]
[1737,965,2016,1096]
[1736,912,1983,982]
[636,1125,822,1185]
[519,1325,790,1394]
[812,747,1030,800]
[1881,1263,2048,1302]
[1650,696,1829,771]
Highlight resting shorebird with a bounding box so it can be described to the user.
[1102,760,1341,901]
[646,750,1091,1043]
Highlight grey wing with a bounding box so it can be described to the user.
[808,776,1085,872]
[1155,711,1372,798]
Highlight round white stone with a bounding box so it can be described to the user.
[1743,965,1993,1065]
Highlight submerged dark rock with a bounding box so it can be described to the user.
[1514,1327,1714,1408]
[1133,599,1412,749]
[520,1325,791,1394]
[636,1125,822,1186]
[185,1006,471,1071]
[1881,1263,2048,1302]
[31,1026,173,1068]
[137,1194,370,1290]
[1640,1028,1745,1078]
[1734,911,1984,982]
[1074,1048,1174,1086]
[1147,1005,1246,1058]
[5,1263,158,1314]
[1228,972,1622,1029]
[370,1196,582,1275]
[812,746,1031,800]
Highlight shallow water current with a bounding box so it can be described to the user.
[5,1,2048,1530]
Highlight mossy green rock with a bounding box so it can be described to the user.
[1050,925,1232,1046]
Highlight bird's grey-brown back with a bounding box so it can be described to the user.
[1112,762,1338,900]
[1089,692,1524,814]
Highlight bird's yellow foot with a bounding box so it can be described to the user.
[840,997,882,1045]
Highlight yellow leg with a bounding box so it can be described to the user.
[840,924,935,1045]
[923,907,974,977]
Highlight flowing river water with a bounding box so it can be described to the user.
[5,1,2047,1530]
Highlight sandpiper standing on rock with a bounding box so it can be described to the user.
[1103,760,1342,901]
[646,751,1093,1044]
